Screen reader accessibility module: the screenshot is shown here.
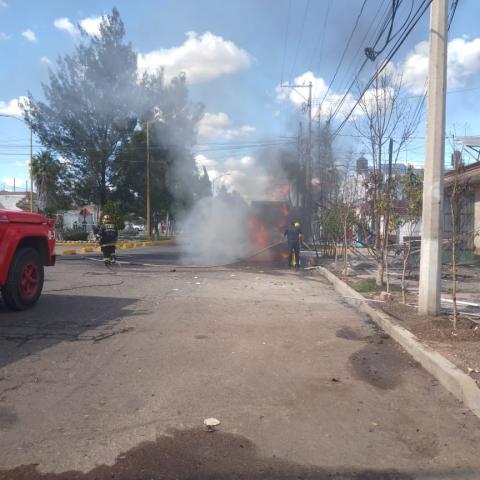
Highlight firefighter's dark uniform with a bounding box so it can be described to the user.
[97,223,118,264]
[284,225,302,269]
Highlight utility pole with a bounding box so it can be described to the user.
[29,121,33,212]
[146,122,152,241]
[418,0,448,315]
[296,122,303,208]
[281,82,313,234]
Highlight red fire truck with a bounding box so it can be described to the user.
[0,210,56,310]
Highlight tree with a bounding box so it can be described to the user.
[102,200,125,231]
[446,159,470,330]
[25,8,138,208]
[399,168,423,303]
[31,150,72,214]
[112,71,207,225]
[352,71,420,286]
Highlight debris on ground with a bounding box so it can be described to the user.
[378,291,393,302]
[203,417,220,432]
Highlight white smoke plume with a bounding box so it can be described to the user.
[177,196,250,266]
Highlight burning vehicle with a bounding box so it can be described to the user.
[247,201,292,262]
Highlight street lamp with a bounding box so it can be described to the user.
[211,172,232,196]
[0,113,34,212]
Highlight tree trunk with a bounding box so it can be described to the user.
[450,196,458,330]
[402,237,412,304]
[343,217,348,276]
[385,248,390,293]
[376,257,384,287]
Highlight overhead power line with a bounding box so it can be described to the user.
[331,0,433,138]
[315,0,368,118]
[288,0,311,81]
[281,0,292,85]
[308,0,331,80]
[326,0,422,123]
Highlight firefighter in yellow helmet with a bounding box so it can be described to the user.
[283,221,302,270]
[96,214,118,265]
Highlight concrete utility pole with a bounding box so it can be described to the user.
[281,82,313,233]
[146,122,152,241]
[29,121,33,212]
[418,0,448,315]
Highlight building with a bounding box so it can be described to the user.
[444,160,479,252]
[58,206,99,232]
[0,190,33,211]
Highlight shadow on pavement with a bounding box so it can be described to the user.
[1,426,470,480]
[0,294,140,369]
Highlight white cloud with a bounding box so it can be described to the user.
[2,177,27,189]
[22,29,37,43]
[399,37,480,95]
[0,32,10,40]
[80,16,104,36]
[224,156,256,170]
[0,96,28,117]
[198,112,256,140]
[0,1,7,8]
[195,154,219,170]
[15,160,29,167]
[138,31,251,84]
[194,154,220,187]
[40,56,52,66]
[277,71,358,118]
[221,170,271,201]
[54,17,78,36]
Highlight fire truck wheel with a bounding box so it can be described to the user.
[1,248,44,311]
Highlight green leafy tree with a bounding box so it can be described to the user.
[25,8,137,208]
[102,200,125,231]
[112,72,207,229]
[32,150,72,215]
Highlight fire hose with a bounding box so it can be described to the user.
[84,240,286,270]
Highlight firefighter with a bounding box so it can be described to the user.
[284,221,302,270]
[96,214,118,265]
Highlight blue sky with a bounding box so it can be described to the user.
[1,0,480,197]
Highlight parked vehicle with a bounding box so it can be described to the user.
[0,210,56,310]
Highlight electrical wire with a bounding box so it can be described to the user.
[281,0,292,85]
[331,0,433,138]
[333,0,391,105]
[326,0,420,123]
[309,0,331,93]
[288,0,311,81]
[315,0,368,118]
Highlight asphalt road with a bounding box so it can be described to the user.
[1,245,480,479]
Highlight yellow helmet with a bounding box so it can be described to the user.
[294,222,301,228]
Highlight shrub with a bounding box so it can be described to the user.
[61,228,89,241]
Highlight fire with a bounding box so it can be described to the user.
[247,201,290,262]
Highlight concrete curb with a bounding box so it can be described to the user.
[318,266,480,419]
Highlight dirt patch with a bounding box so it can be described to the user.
[364,299,480,385]
[0,427,416,479]
[349,336,410,390]
[0,405,18,430]
[378,302,480,343]
[336,326,368,341]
